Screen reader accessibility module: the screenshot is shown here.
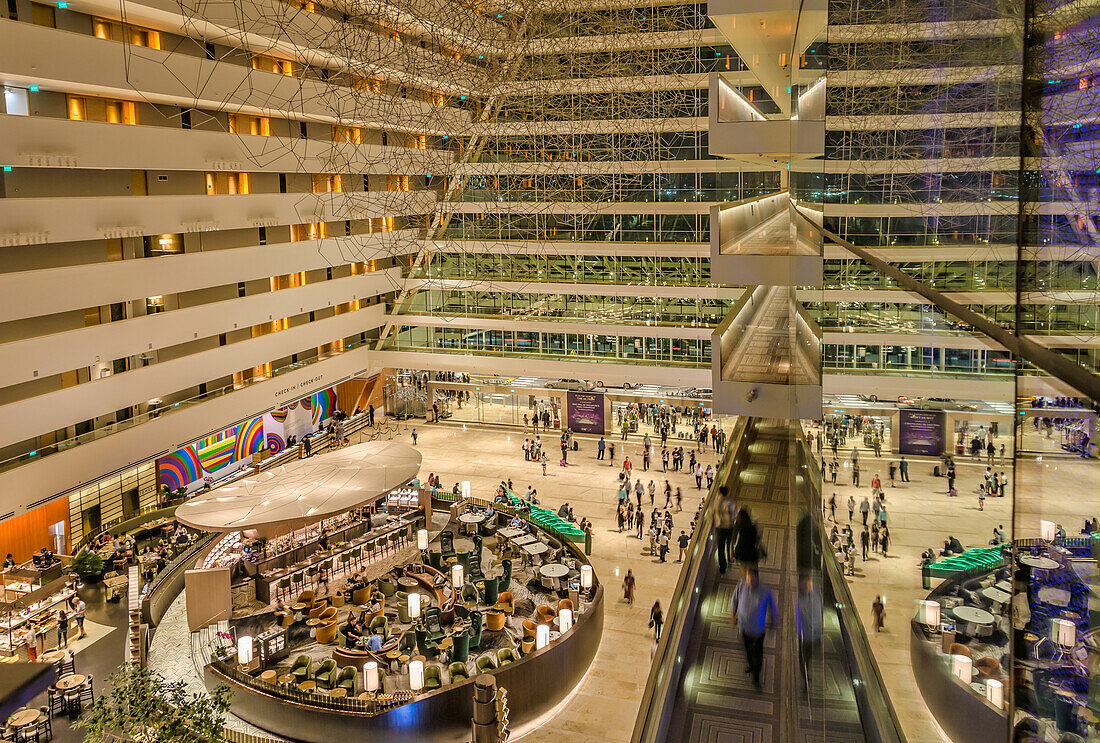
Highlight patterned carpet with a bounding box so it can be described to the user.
[663,424,864,743]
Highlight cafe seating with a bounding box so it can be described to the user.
[499,560,512,591]
[277,578,291,601]
[427,551,443,570]
[351,585,371,606]
[557,599,574,614]
[414,627,439,658]
[314,660,338,690]
[468,610,484,649]
[475,653,499,673]
[949,643,972,658]
[460,584,479,605]
[335,666,357,692]
[451,632,470,663]
[485,610,506,632]
[398,602,412,624]
[45,688,63,720]
[294,590,315,608]
[423,664,442,690]
[536,605,557,626]
[378,577,397,597]
[448,662,470,683]
[316,609,339,645]
[480,577,500,606]
[308,600,329,619]
[493,592,515,616]
[440,531,456,561]
[290,655,312,681]
[369,616,389,639]
[496,648,518,666]
[975,656,1002,680]
[424,608,445,641]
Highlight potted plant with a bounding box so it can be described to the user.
[71,552,106,584]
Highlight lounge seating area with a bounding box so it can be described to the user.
[232,509,593,701]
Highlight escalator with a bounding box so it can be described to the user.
[632,418,905,743]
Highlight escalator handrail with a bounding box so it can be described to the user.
[631,415,756,742]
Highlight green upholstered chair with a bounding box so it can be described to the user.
[423,664,442,690]
[499,560,512,591]
[414,626,439,658]
[424,607,445,641]
[496,647,518,666]
[398,630,416,652]
[369,615,388,638]
[481,576,500,606]
[378,577,397,596]
[475,653,498,673]
[398,602,412,624]
[451,631,470,663]
[427,550,443,570]
[336,666,357,692]
[314,659,337,689]
[290,654,311,681]
[440,531,456,560]
[460,583,480,605]
[468,609,483,649]
[448,662,469,683]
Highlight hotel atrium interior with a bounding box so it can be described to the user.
[0,0,1098,741]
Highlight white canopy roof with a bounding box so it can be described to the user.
[176,441,422,535]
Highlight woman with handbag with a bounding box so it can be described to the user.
[650,601,663,641]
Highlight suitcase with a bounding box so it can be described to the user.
[933,465,941,477]
[572,441,579,451]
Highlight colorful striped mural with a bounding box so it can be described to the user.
[196,435,236,472]
[156,446,202,491]
[234,416,265,461]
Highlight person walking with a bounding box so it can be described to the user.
[677,530,690,562]
[72,596,87,640]
[597,436,606,460]
[877,503,888,529]
[731,567,778,690]
[859,496,870,527]
[715,486,737,574]
[860,528,870,561]
[608,442,616,467]
[852,463,861,488]
[871,521,880,553]
[888,461,897,487]
[978,486,986,511]
[650,601,664,641]
[56,609,69,649]
[880,526,890,557]
[694,463,704,489]
[658,530,669,562]
[899,456,909,482]
[664,481,672,508]
[847,495,855,522]
[871,473,881,497]
[733,508,761,569]
[617,505,625,533]
[872,595,886,632]
[675,487,683,512]
[828,493,837,521]
[636,510,645,539]
[411,428,418,446]
[541,451,548,476]
[623,569,636,605]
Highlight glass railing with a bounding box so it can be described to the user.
[0,335,378,475]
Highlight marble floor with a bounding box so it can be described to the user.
[411,419,725,743]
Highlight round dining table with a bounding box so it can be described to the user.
[7,709,40,730]
[953,606,995,626]
[981,587,1011,605]
[539,563,568,580]
[55,674,86,692]
[1019,555,1059,570]
[38,649,67,665]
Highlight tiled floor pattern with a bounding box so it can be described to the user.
[663,423,862,743]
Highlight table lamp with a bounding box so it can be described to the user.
[452,563,464,588]
[1040,520,1056,541]
[1053,618,1075,648]
[536,623,549,650]
[417,529,428,551]
[409,592,421,620]
[580,564,593,601]
[986,679,1003,708]
[951,654,972,683]
[237,636,253,667]
[559,608,573,633]
[918,600,941,627]
[409,659,424,691]
[364,662,379,692]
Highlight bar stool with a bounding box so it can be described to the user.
[306,567,318,588]
[291,572,304,597]
[351,548,363,569]
[277,577,291,601]
[389,534,401,554]
[339,554,351,578]
[363,540,376,563]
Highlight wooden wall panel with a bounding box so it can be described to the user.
[0,499,71,562]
